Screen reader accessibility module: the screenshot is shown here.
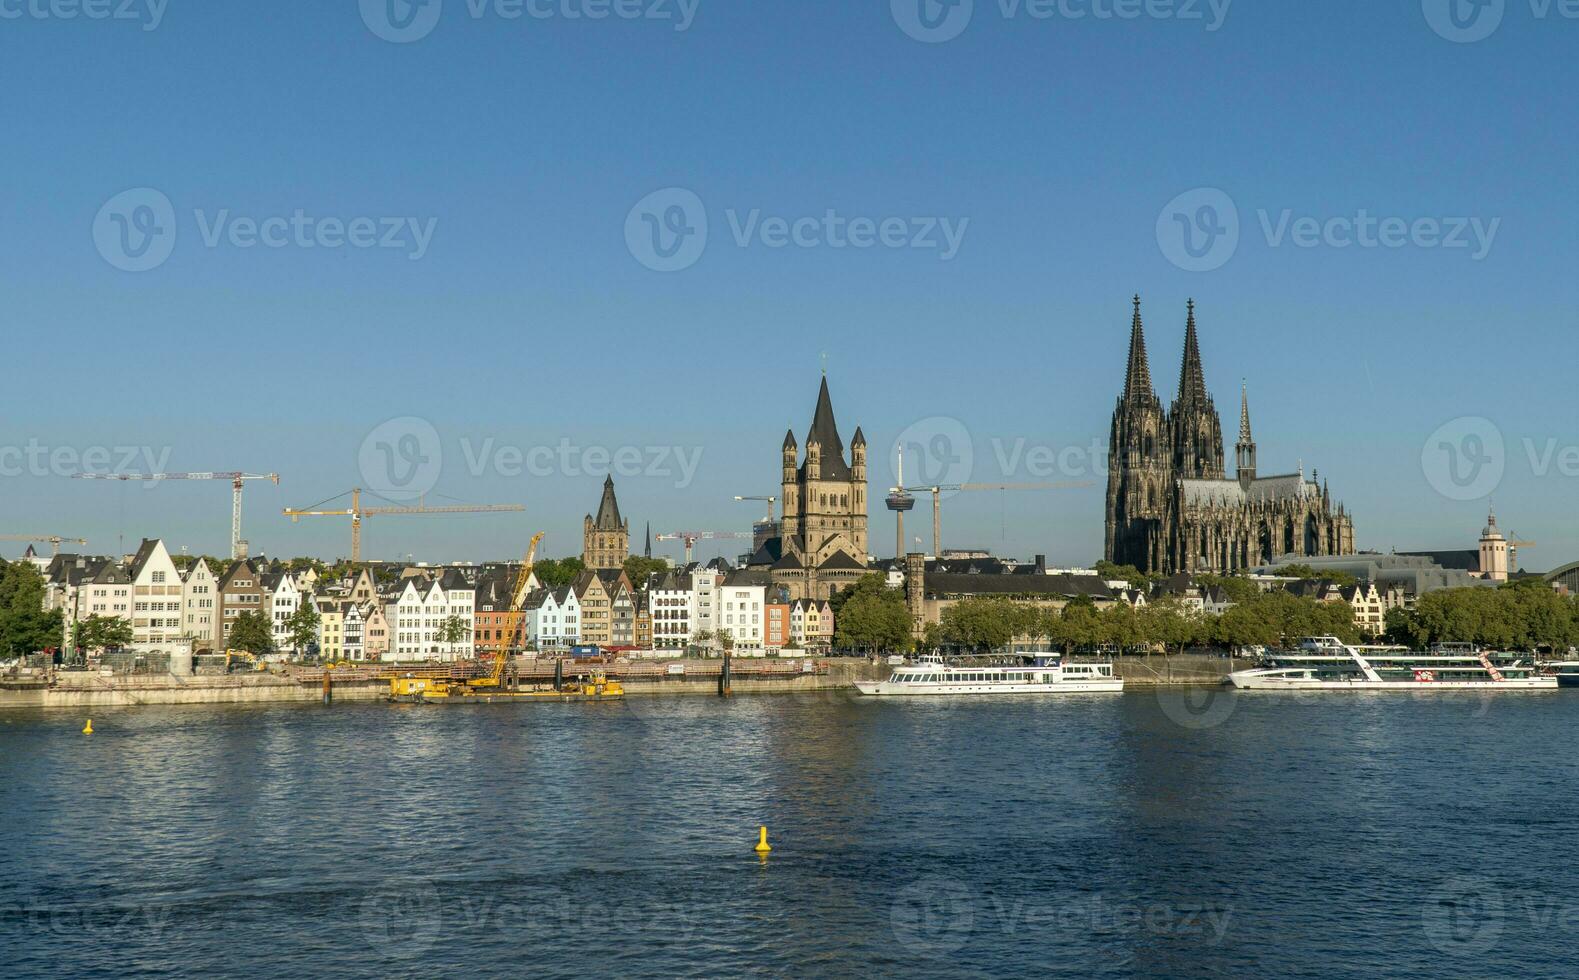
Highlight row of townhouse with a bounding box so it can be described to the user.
[40,544,831,662]
[639,567,832,655]
[43,546,482,664]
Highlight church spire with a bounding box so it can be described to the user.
[1177,299,1208,407]
[1122,295,1155,401]
[1235,379,1257,490]
[1238,380,1253,443]
[644,521,651,558]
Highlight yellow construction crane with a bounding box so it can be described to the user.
[473,531,545,691]
[72,471,279,559]
[282,488,525,563]
[0,534,87,557]
[888,481,1096,557]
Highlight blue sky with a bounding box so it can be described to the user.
[2,1,1576,567]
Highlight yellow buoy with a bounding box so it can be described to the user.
[82,719,93,735]
[754,826,771,854]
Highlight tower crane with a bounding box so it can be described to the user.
[282,488,524,563]
[654,530,753,564]
[72,472,279,559]
[733,495,777,521]
[886,480,1096,558]
[0,534,87,557]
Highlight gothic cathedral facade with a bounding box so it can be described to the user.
[1105,297,1355,576]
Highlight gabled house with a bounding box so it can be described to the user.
[127,539,184,656]
[180,558,222,652]
[218,559,267,647]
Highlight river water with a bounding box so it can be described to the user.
[1,689,1574,978]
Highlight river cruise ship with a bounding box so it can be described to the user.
[853,652,1123,697]
[1228,637,1556,690]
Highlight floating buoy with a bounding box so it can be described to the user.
[754,826,771,855]
[82,719,93,735]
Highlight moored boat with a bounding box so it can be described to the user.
[853,652,1123,697]
[1229,636,1556,690]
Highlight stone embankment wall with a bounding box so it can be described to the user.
[0,656,1242,709]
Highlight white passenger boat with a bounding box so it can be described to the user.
[853,652,1124,696]
[1228,636,1556,690]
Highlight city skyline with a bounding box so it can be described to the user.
[4,5,1574,564]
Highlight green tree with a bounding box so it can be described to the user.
[830,574,893,619]
[284,602,321,655]
[938,597,1020,652]
[0,561,65,658]
[534,557,585,590]
[834,586,913,653]
[73,614,133,654]
[1094,561,1151,589]
[437,614,471,653]
[1140,598,1196,655]
[622,556,669,588]
[1056,597,1103,654]
[1274,564,1358,588]
[228,611,274,655]
[718,631,735,652]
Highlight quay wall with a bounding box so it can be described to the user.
[0,656,1241,709]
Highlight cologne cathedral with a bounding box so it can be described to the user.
[1105,297,1355,575]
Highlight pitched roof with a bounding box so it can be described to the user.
[818,550,866,571]
[591,475,624,529]
[747,537,783,567]
[801,376,852,482]
[127,539,160,580]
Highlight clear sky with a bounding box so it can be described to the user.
[2,1,1575,567]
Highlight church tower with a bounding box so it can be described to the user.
[582,475,630,570]
[1236,382,1257,490]
[775,376,868,599]
[1168,300,1226,481]
[1479,507,1509,582]
[1106,297,1172,573]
